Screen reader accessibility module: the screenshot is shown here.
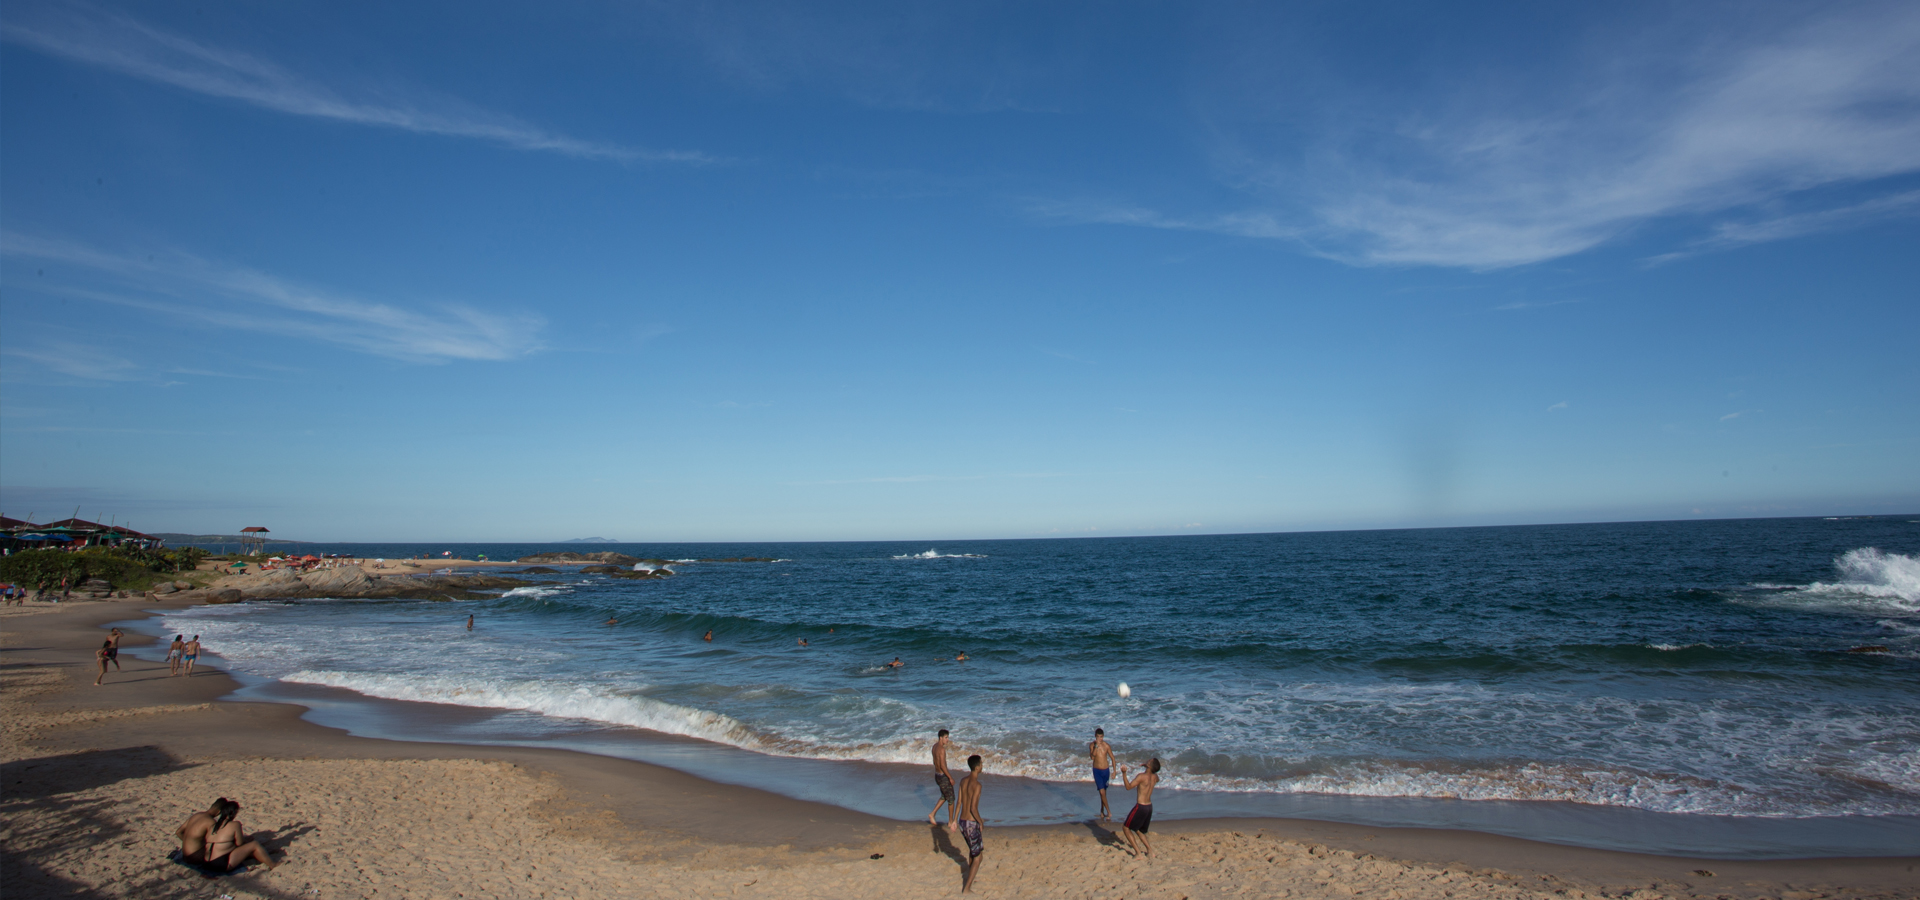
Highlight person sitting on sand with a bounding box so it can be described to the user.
[94,640,112,686]
[168,635,186,676]
[176,799,221,861]
[180,798,279,872]
[1117,757,1160,859]
[183,635,202,677]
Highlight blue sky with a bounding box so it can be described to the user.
[2,0,1916,542]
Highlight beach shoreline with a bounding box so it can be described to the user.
[4,598,1915,899]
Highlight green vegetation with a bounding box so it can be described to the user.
[0,546,210,591]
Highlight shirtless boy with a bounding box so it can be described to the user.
[183,635,202,677]
[1089,727,1114,820]
[927,728,957,831]
[957,754,986,893]
[179,798,278,872]
[1118,757,1160,858]
[106,628,124,672]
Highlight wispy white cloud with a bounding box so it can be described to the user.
[2,341,140,381]
[1055,5,1920,269]
[791,472,1066,486]
[2,232,544,363]
[1494,299,1581,312]
[0,4,707,163]
[1720,410,1750,421]
[1547,401,1569,412]
[1025,198,1299,241]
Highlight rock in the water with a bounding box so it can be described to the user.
[517,551,640,565]
[580,565,625,574]
[510,566,561,575]
[209,588,245,604]
[1847,645,1891,653]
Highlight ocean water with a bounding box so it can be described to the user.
[147,518,1920,855]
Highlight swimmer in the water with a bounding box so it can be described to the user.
[956,652,969,661]
[605,617,618,626]
[704,630,714,642]
[886,657,904,668]
[798,638,809,647]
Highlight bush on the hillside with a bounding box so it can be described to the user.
[0,546,209,589]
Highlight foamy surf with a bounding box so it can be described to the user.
[282,671,765,748]
[892,549,987,559]
[1754,548,1920,615]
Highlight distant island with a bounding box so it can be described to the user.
[153,533,312,545]
[560,537,620,543]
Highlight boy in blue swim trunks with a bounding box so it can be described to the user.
[1089,727,1113,820]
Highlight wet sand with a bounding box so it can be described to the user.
[3,598,1913,899]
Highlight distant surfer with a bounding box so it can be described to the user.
[927,728,957,832]
[1117,757,1160,858]
[1089,727,1113,820]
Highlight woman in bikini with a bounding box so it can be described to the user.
[94,640,112,686]
[194,799,278,871]
[168,635,186,676]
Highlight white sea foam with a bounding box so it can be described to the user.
[501,586,567,599]
[892,549,987,559]
[282,671,765,747]
[1763,548,1920,615]
[1647,643,1710,651]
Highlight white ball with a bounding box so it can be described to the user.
[1118,682,1131,699]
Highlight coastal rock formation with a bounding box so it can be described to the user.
[207,566,532,601]
[509,566,561,575]
[578,565,673,578]
[516,551,640,565]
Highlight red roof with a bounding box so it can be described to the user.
[241,526,271,533]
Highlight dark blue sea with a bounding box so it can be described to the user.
[143,517,1920,857]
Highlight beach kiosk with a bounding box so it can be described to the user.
[240,526,270,557]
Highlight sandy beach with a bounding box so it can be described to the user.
[3,598,1914,900]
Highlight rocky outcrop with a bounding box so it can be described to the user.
[516,551,640,565]
[508,567,561,575]
[580,565,672,578]
[206,566,533,601]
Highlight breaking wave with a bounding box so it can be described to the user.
[1765,549,1920,615]
[892,549,987,559]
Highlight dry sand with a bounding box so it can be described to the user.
[3,599,1913,900]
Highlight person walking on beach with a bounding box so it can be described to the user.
[928,729,957,832]
[957,754,986,892]
[1090,727,1114,820]
[168,635,186,676]
[183,635,202,677]
[105,628,124,672]
[1117,757,1160,859]
[94,640,112,685]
